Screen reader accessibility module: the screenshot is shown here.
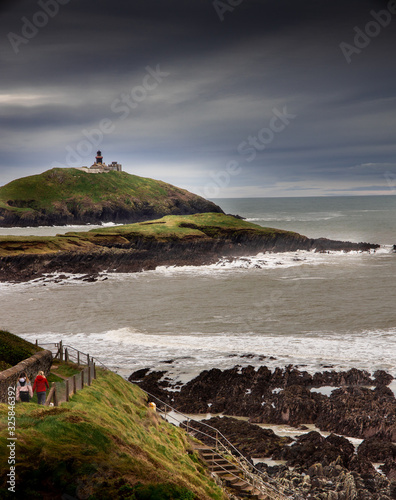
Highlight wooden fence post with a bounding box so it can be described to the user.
[77,351,80,365]
[81,370,84,388]
[65,380,69,402]
[93,363,96,380]
[86,353,90,365]
[65,348,69,363]
[88,366,91,386]
[73,375,77,394]
[59,340,63,361]
[45,382,57,406]
[35,339,38,347]
[53,383,58,407]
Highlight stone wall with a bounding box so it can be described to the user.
[0,350,52,403]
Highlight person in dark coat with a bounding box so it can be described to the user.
[33,371,49,405]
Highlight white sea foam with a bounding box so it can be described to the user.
[19,325,396,385]
[2,198,395,392]
[245,212,344,223]
[146,247,393,277]
[0,222,122,237]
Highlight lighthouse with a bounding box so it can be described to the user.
[79,150,122,173]
[95,150,103,165]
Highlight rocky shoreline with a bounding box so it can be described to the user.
[130,364,396,499]
[0,230,381,283]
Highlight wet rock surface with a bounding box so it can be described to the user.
[131,364,396,498]
[186,415,292,458]
[316,385,396,441]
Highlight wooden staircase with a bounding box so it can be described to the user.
[194,444,276,500]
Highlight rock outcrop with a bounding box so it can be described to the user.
[131,364,396,498]
[186,415,292,458]
[315,385,396,440]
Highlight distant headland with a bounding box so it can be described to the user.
[0,154,223,227]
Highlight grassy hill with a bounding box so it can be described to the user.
[0,331,43,370]
[0,213,300,257]
[0,168,223,227]
[0,368,225,500]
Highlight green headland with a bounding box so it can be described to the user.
[0,213,302,257]
[0,168,222,227]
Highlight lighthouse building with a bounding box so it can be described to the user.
[79,151,122,173]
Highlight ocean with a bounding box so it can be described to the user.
[1,195,395,388]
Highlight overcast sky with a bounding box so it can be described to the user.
[0,0,395,197]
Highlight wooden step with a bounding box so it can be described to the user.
[252,489,268,500]
[205,457,229,464]
[193,443,281,499]
[228,480,249,488]
[210,464,238,472]
[221,472,242,481]
[238,483,254,493]
[208,459,232,465]
[200,452,223,459]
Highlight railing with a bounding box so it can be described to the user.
[143,389,302,500]
[37,341,110,370]
[45,362,96,407]
[37,341,302,499]
[35,341,103,407]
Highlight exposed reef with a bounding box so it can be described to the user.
[130,364,395,438]
[130,364,396,499]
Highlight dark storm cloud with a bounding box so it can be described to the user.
[0,0,395,196]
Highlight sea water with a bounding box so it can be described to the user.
[0,196,395,386]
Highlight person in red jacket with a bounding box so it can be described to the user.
[33,371,49,405]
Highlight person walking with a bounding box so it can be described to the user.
[16,372,33,402]
[33,371,49,405]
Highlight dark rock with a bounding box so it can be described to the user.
[226,213,245,220]
[185,416,292,458]
[374,370,394,387]
[250,385,324,426]
[311,367,373,387]
[381,458,396,481]
[273,431,354,469]
[129,368,151,380]
[128,370,171,405]
[358,435,396,463]
[316,386,396,440]
[130,364,394,435]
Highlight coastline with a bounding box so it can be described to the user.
[0,213,381,283]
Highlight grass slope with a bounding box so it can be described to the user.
[0,212,301,257]
[0,369,225,500]
[0,331,43,370]
[0,168,221,223]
